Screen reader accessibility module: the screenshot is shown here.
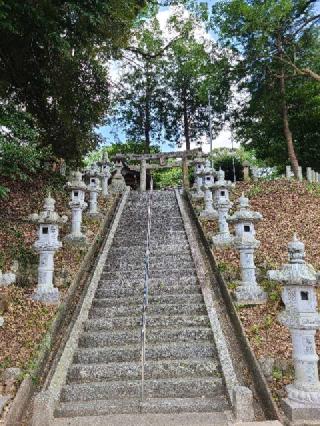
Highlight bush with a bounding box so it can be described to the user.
[209,147,265,181]
[0,141,52,181]
[153,167,183,189]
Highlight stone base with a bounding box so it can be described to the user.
[0,272,16,287]
[31,288,60,304]
[109,181,128,194]
[191,191,204,200]
[212,233,234,247]
[283,397,320,424]
[200,210,218,220]
[234,284,267,305]
[86,211,103,218]
[0,316,4,327]
[64,234,87,246]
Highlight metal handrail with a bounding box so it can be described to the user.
[141,187,153,404]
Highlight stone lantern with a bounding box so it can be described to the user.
[87,174,101,216]
[65,171,87,244]
[199,160,217,220]
[109,154,127,194]
[100,153,112,198]
[211,168,234,247]
[191,154,205,199]
[228,193,266,304]
[28,195,67,303]
[267,235,320,422]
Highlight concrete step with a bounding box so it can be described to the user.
[84,315,210,331]
[99,270,198,289]
[96,282,201,298]
[67,358,220,383]
[55,396,230,418]
[92,294,204,308]
[60,377,225,402]
[53,410,231,425]
[73,341,216,364]
[102,262,194,273]
[89,303,206,319]
[78,327,213,348]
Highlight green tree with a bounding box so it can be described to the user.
[212,0,320,176]
[0,0,147,162]
[111,8,231,152]
[164,10,231,150]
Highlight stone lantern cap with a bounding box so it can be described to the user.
[88,176,102,192]
[67,171,87,191]
[88,163,101,176]
[200,160,214,177]
[28,194,68,225]
[242,160,250,167]
[268,234,320,287]
[212,168,234,190]
[228,194,263,224]
[194,154,205,165]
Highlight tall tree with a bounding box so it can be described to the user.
[164,9,231,150]
[0,0,147,162]
[111,7,231,152]
[212,0,320,176]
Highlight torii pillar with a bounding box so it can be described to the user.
[140,159,147,192]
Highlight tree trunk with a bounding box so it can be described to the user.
[182,88,190,187]
[182,89,190,151]
[144,61,151,153]
[279,70,299,178]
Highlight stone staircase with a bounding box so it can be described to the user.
[54,190,230,419]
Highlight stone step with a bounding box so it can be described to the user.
[102,262,194,273]
[78,327,213,348]
[73,341,216,364]
[89,303,206,319]
[67,358,220,383]
[100,269,197,280]
[92,294,204,308]
[103,257,193,269]
[55,395,230,418]
[60,377,224,402]
[109,244,191,255]
[96,282,201,298]
[101,265,195,277]
[84,315,210,331]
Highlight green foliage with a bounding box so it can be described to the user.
[0,0,147,162]
[212,0,320,169]
[111,10,231,151]
[152,167,183,189]
[0,141,52,181]
[272,367,283,381]
[0,185,9,199]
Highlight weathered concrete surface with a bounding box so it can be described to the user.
[52,412,231,426]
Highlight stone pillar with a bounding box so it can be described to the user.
[28,195,67,303]
[306,167,312,182]
[65,171,87,244]
[242,161,250,181]
[199,161,217,220]
[109,155,127,193]
[297,166,303,182]
[311,169,316,182]
[182,157,189,189]
[87,176,101,216]
[251,166,258,182]
[267,235,320,423]
[228,194,266,304]
[316,172,319,183]
[101,163,111,197]
[191,156,205,199]
[211,169,234,247]
[140,159,147,192]
[286,165,292,180]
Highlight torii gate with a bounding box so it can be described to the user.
[115,149,204,191]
